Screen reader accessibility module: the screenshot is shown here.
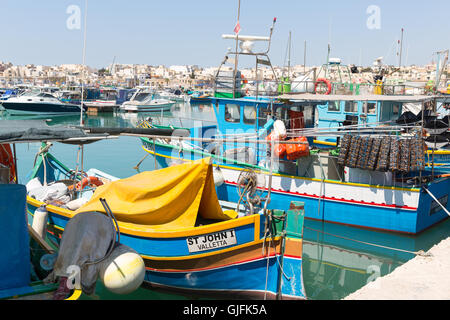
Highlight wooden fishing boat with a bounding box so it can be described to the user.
[137,108,450,235]
[25,149,307,300]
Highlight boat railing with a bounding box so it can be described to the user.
[214,75,428,98]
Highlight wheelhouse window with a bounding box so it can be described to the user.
[243,106,256,124]
[344,101,358,113]
[328,101,341,112]
[393,104,400,116]
[367,102,377,114]
[225,104,241,123]
[257,106,270,127]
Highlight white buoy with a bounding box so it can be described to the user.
[213,166,224,187]
[32,204,48,238]
[273,120,287,140]
[99,244,145,295]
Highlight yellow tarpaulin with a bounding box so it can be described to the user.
[75,158,237,229]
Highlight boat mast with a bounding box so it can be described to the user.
[232,0,241,99]
[288,31,291,80]
[398,28,404,68]
[80,0,88,127]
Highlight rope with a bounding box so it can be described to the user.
[422,186,450,217]
[304,225,431,257]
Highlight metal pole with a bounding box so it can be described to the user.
[12,144,18,184]
[232,0,241,99]
[304,40,307,73]
[80,0,88,127]
[399,28,404,68]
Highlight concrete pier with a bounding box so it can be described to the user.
[344,237,450,300]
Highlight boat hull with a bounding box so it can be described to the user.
[26,153,306,299]
[0,101,82,115]
[27,197,305,300]
[142,138,450,234]
[120,103,175,112]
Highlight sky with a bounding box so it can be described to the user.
[0,0,449,69]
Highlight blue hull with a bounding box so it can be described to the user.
[147,142,450,234]
[145,256,304,299]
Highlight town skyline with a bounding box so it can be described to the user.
[1,1,449,69]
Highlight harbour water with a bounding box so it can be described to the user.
[7,102,450,300]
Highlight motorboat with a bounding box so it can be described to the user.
[120,88,175,112]
[0,91,83,115]
[157,88,188,103]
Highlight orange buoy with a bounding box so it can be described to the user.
[0,144,16,183]
[285,136,309,161]
[74,176,104,191]
[314,78,332,95]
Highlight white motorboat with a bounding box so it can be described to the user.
[0,91,83,115]
[157,88,188,103]
[120,88,175,112]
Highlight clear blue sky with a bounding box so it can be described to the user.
[1,0,449,68]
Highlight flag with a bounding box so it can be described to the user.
[234,20,241,34]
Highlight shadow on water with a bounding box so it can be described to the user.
[5,102,450,300]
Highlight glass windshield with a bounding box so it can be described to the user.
[134,93,151,102]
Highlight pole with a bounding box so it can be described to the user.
[399,28,404,68]
[80,0,88,127]
[232,0,241,99]
[304,40,306,73]
[288,31,291,80]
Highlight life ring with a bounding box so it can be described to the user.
[74,176,103,191]
[0,144,16,182]
[314,78,332,95]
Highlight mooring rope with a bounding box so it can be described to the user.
[304,226,432,257]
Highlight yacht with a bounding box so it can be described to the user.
[0,91,83,115]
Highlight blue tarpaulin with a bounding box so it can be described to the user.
[0,184,30,291]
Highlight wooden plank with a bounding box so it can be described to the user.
[27,225,55,253]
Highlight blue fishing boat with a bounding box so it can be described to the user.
[189,90,212,104]
[282,92,450,171]
[135,13,450,234]
[24,131,306,299]
[137,91,450,235]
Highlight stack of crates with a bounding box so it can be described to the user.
[214,70,242,98]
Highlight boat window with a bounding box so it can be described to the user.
[243,106,256,124]
[328,101,341,112]
[393,104,400,116]
[344,101,358,113]
[134,93,151,102]
[367,102,376,114]
[257,106,270,127]
[225,104,241,123]
[303,105,315,127]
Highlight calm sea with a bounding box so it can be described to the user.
[5,102,449,300]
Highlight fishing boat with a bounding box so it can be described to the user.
[120,87,175,112]
[137,91,450,235]
[287,92,450,170]
[25,141,306,299]
[0,122,95,300]
[189,90,212,104]
[157,88,188,103]
[83,88,120,113]
[135,13,450,235]
[0,91,83,115]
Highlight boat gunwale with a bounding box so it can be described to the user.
[141,137,423,192]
